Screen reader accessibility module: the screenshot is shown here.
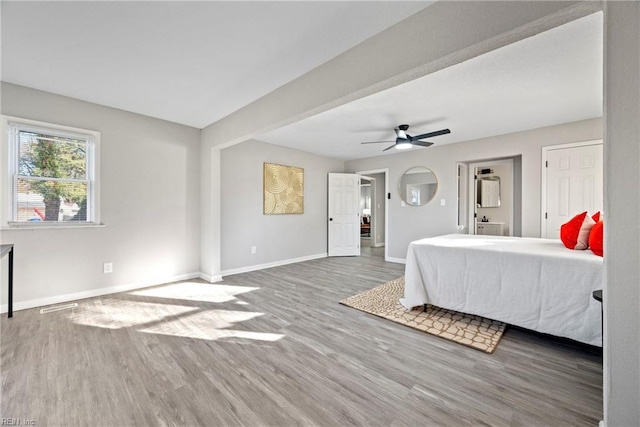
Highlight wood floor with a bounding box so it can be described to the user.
[1,247,603,426]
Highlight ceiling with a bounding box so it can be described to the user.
[257,12,603,161]
[2,3,602,161]
[1,1,430,129]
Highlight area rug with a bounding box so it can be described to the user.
[339,277,506,353]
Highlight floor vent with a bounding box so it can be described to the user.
[40,303,78,314]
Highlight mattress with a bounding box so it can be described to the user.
[401,234,603,346]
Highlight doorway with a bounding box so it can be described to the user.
[360,177,374,249]
[471,159,513,236]
[460,157,520,237]
[327,171,387,258]
[356,168,388,260]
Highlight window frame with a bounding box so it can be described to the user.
[3,117,101,228]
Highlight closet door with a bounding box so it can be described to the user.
[543,141,603,238]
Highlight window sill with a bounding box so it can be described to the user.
[2,222,106,230]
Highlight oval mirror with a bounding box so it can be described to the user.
[399,166,438,206]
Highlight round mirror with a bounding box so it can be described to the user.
[399,166,438,206]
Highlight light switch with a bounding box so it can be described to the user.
[440,199,446,206]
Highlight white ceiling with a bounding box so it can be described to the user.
[2,4,602,161]
[258,12,603,160]
[1,1,430,129]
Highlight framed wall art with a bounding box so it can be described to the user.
[263,162,304,214]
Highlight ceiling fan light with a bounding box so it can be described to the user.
[396,141,412,150]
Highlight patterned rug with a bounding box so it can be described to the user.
[340,277,506,353]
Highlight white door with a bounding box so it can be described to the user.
[543,142,603,238]
[328,173,360,256]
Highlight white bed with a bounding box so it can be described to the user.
[401,234,603,346]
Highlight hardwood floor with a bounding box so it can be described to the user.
[1,248,602,426]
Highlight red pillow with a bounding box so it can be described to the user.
[560,211,595,250]
[589,221,603,256]
[592,211,601,223]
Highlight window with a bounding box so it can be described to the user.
[7,120,99,225]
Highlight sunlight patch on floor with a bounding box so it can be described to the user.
[69,300,198,329]
[67,282,284,342]
[137,309,284,342]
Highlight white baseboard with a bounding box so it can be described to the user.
[1,271,202,314]
[386,256,406,264]
[221,253,327,277]
[199,272,223,283]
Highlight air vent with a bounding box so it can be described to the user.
[40,303,78,314]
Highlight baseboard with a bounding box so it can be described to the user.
[221,253,327,277]
[371,243,385,248]
[199,272,223,283]
[386,256,406,264]
[0,271,202,314]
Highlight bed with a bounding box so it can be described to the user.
[400,234,603,346]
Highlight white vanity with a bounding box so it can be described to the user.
[476,222,505,236]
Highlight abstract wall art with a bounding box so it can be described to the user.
[263,162,304,214]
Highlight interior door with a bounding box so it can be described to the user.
[328,173,360,256]
[544,142,603,238]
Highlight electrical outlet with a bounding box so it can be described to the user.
[441,199,446,206]
[103,262,113,274]
[251,246,257,254]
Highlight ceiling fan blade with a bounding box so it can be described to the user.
[410,128,451,141]
[361,140,395,144]
[382,144,397,152]
[412,140,434,147]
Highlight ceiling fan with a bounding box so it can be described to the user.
[361,124,451,151]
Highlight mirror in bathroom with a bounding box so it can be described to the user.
[476,176,501,208]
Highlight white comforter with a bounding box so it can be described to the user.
[401,234,603,346]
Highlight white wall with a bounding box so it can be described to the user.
[603,2,640,425]
[0,83,201,310]
[220,139,343,274]
[345,118,602,261]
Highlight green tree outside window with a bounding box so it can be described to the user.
[18,131,88,221]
